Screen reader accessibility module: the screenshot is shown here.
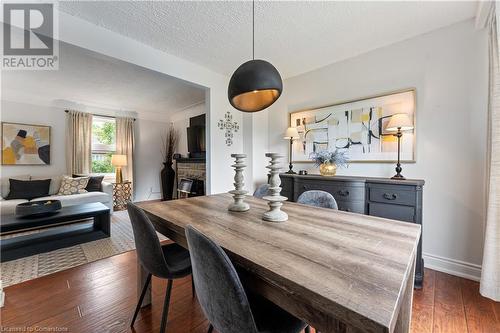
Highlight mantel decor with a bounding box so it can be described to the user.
[289,89,416,163]
[228,154,249,212]
[262,153,288,222]
[160,125,178,201]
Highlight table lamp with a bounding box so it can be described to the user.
[111,154,127,183]
[283,127,300,174]
[386,114,413,180]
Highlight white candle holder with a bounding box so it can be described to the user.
[228,153,250,212]
[262,153,288,222]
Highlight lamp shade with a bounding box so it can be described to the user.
[386,113,414,132]
[283,127,300,139]
[111,154,127,167]
[228,59,283,112]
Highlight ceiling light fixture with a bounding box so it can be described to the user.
[228,0,283,112]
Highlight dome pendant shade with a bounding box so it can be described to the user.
[228,59,283,112]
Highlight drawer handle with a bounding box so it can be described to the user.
[338,190,349,197]
[383,193,398,200]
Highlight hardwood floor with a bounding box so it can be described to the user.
[1,249,499,333]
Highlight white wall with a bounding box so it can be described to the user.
[0,99,168,202]
[267,20,488,280]
[59,12,243,195]
[171,102,206,157]
[134,118,168,201]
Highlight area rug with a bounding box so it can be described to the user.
[0,210,166,287]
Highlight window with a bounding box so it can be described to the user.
[91,116,116,174]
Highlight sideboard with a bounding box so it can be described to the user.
[279,173,425,288]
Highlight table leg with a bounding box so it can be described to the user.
[395,256,416,333]
[93,212,110,236]
[137,259,152,307]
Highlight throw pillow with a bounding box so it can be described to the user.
[57,176,90,195]
[5,179,51,200]
[72,174,104,192]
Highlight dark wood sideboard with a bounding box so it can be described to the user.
[279,173,425,288]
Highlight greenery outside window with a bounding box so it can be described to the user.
[91,116,116,175]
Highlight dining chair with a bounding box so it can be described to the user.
[185,225,307,333]
[127,203,193,333]
[297,190,338,210]
[253,183,269,199]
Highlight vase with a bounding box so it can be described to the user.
[160,162,175,201]
[319,162,337,176]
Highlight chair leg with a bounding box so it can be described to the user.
[207,324,214,333]
[131,273,152,327]
[191,275,196,298]
[160,279,173,333]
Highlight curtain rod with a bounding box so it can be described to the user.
[64,110,136,121]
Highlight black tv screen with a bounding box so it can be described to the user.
[187,126,205,156]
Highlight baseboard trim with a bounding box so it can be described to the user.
[423,253,482,281]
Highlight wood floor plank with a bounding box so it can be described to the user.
[461,278,500,333]
[410,268,435,333]
[433,271,468,333]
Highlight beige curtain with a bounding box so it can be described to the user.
[66,110,92,174]
[116,117,135,189]
[481,3,500,301]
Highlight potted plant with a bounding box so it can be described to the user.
[160,125,178,201]
[309,149,349,176]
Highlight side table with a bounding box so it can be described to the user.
[113,181,132,211]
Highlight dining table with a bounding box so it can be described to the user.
[136,193,421,333]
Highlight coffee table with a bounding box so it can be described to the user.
[1,202,110,262]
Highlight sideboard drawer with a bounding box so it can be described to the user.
[337,201,365,214]
[367,202,415,223]
[368,185,416,206]
[296,180,365,202]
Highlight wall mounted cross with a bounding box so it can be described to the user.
[218,111,239,146]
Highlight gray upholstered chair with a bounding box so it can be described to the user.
[127,203,193,333]
[297,190,338,210]
[253,184,269,199]
[185,225,307,333]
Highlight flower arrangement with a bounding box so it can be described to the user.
[309,149,349,168]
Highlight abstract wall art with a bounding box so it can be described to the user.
[1,122,51,165]
[289,89,416,163]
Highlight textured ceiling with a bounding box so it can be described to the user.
[2,42,206,115]
[60,1,478,78]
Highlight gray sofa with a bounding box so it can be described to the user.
[0,175,113,216]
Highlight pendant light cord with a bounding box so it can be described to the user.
[252,0,255,60]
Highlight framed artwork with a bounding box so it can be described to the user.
[290,88,416,163]
[1,122,51,165]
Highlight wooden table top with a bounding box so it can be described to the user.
[137,194,421,333]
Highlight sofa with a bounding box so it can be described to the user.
[0,175,113,216]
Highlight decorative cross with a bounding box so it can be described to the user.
[218,111,239,146]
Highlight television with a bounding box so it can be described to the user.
[186,114,206,158]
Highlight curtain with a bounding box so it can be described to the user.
[116,117,135,190]
[66,110,92,174]
[481,3,500,301]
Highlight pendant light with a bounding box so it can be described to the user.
[228,0,283,112]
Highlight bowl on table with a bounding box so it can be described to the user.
[15,200,62,218]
